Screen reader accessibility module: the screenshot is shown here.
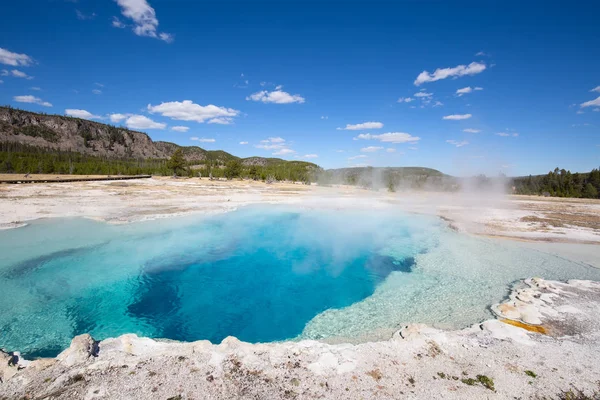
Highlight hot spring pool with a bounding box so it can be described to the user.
[1,207,599,358]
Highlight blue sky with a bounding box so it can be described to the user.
[1,0,599,176]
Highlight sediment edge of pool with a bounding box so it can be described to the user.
[2,277,600,399]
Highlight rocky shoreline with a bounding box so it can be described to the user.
[2,278,599,399]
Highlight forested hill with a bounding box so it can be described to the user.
[319,166,455,190]
[513,167,600,199]
[0,106,319,177]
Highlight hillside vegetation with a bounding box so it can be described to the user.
[513,167,600,199]
[0,107,319,181]
[319,166,455,191]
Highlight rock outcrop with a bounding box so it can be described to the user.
[0,107,168,159]
[0,107,312,167]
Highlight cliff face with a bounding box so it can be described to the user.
[0,107,168,159]
[0,107,232,163]
[0,107,319,167]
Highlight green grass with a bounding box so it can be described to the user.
[526,370,538,378]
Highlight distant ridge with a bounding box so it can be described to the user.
[326,166,446,177]
[0,106,318,168]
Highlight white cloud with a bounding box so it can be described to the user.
[386,148,396,153]
[239,141,248,145]
[148,100,239,123]
[112,16,126,28]
[580,96,600,108]
[321,115,328,119]
[125,114,166,129]
[360,146,383,153]
[0,80,3,84]
[170,126,189,132]
[256,144,283,150]
[446,140,469,147]
[353,132,420,144]
[6,69,33,79]
[496,132,519,137]
[456,87,472,96]
[397,97,414,103]
[190,137,215,143]
[246,90,305,104]
[443,114,472,120]
[594,108,600,112]
[255,137,295,155]
[109,113,128,123]
[92,89,102,95]
[335,150,345,153]
[30,86,41,91]
[11,69,30,79]
[159,33,174,43]
[114,0,173,42]
[414,91,432,98]
[76,10,96,20]
[303,154,318,159]
[337,121,383,130]
[433,101,443,107]
[456,86,483,96]
[95,82,104,87]
[475,51,488,57]
[65,109,102,120]
[414,62,486,86]
[273,148,295,156]
[255,137,292,153]
[0,48,34,67]
[463,128,481,133]
[576,110,585,114]
[590,86,600,93]
[13,95,52,107]
[348,155,367,160]
[207,117,233,125]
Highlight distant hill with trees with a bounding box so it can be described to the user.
[512,168,600,199]
[0,106,319,181]
[318,166,455,191]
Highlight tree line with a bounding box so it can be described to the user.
[0,143,319,183]
[167,149,316,182]
[0,142,171,175]
[512,167,600,199]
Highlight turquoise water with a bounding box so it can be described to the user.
[0,207,434,358]
[1,207,599,358]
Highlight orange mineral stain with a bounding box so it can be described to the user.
[500,318,548,334]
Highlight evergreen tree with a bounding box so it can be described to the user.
[167,149,186,176]
[583,183,598,199]
[248,165,259,180]
[224,160,242,179]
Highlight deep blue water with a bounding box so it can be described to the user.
[0,207,432,358]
